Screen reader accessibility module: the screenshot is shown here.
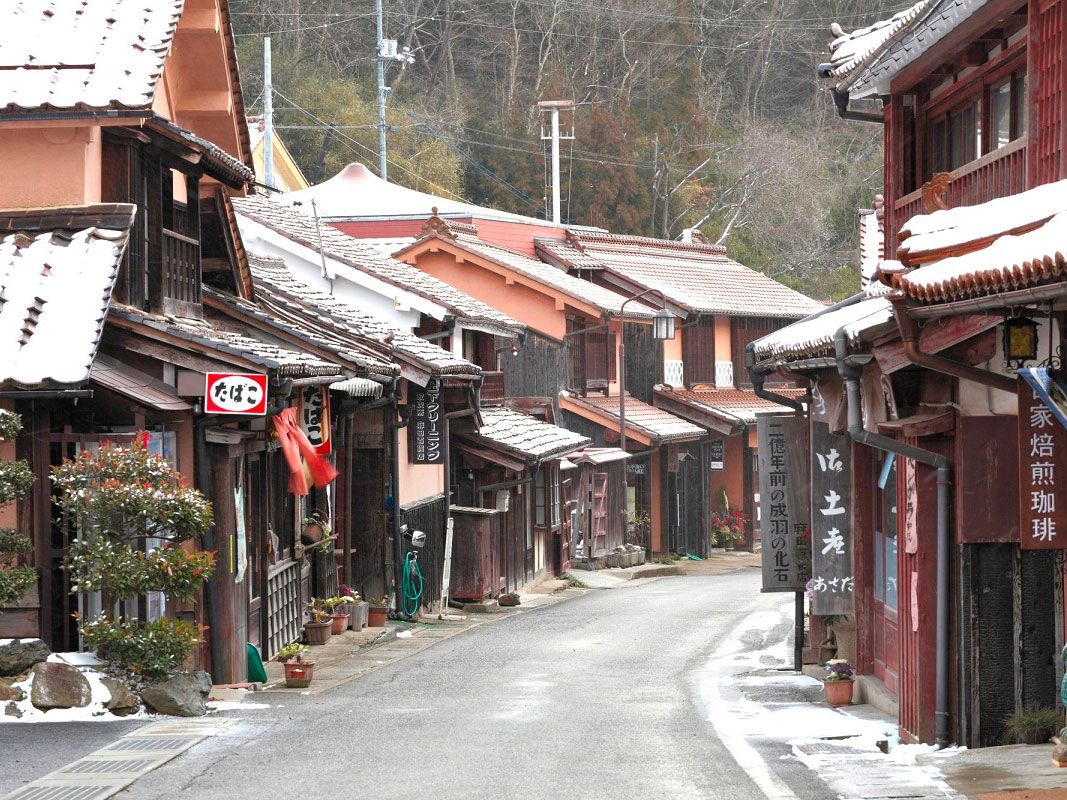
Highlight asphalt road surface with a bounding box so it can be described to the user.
[8,569,838,800]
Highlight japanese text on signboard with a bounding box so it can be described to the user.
[204,373,267,415]
[1019,381,1067,549]
[810,421,853,614]
[757,415,809,592]
[299,386,332,456]
[409,378,442,464]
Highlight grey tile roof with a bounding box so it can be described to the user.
[538,232,823,318]
[0,204,134,389]
[148,117,254,185]
[91,353,191,411]
[397,226,656,317]
[750,291,895,362]
[0,0,182,112]
[233,194,522,333]
[837,0,987,98]
[204,284,397,377]
[472,407,591,460]
[561,392,705,443]
[108,305,344,378]
[245,252,480,376]
[824,1,931,90]
[655,387,807,424]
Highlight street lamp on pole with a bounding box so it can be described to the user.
[616,289,675,457]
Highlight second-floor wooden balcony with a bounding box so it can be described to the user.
[890,137,1028,255]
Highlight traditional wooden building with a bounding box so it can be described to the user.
[537,231,821,553]
[761,0,1067,745]
[390,217,702,559]
[0,0,379,685]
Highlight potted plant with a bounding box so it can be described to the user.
[280,644,315,689]
[823,658,855,706]
[368,596,389,628]
[323,596,350,634]
[335,585,363,630]
[1003,706,1061,745]
[710,510,746,551]
[304,598,333,645]
[277,641,310,664]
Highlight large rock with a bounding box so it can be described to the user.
[29,662,91,709]
[101,676,140,717]
[0,676,25,702]
[141,671,212,717]
[0,638,50,676]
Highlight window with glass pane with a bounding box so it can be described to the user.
[992,81,1012,149]
[1014,72,1027,137]
[535,469,546,526]
[884,458,898,610]
[875,529,885,601]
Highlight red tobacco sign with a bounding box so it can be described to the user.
[204,373,268,415]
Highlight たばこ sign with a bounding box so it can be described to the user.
[205,373,268,415]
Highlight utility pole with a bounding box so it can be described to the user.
[262,37,275,192]
[537,100,575,224]
[376,0,414,181]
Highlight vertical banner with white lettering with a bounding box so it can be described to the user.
[757,415,810,592]
[409,378,443,464]
[1019,381,1067,549]
[810,420,854,614]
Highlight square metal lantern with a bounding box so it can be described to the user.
[1003,315,1038,369]
[653,308,675,341]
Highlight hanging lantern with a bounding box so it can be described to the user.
[653,308,675,341]
[1003,315,1038,369]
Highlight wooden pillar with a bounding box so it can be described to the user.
[208,442,246,684]
[739,432,755,552]
[852,440,877,676]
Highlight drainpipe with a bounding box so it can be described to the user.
[826,86,885,124]
[890,297,1017,395]
[389,378,406,612]
[834,327,952,746]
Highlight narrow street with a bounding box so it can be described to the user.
[103,570,834,800]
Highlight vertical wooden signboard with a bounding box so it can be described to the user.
[409,378,443,464]
[810,420,854,614]
[1019,381,1067,549]
[758,415,810,592]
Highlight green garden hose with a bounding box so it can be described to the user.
[402,551,423,617]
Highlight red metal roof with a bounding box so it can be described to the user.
[537,231,823,318]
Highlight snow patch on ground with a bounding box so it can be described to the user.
[701,601,965,799]
[1,651,151,724]
[208,700,271,712]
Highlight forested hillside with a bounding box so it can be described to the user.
[230,0,898,300]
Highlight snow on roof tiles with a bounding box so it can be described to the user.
[656,387,806,423]
[0,204,134,389]
[245,252,480,376]
[898,179,1067,265]
[750,291,895,362]
[860,202,885,287]
[563,392,705,442]
[233,193,521,333]
[204,284,397,376]
[109,305,344,378]
[833,0,987,99]
[891,211,1067,302]
[474,407,591,460]
[825,1,930,88]
[0,0,183,112]
[538,232,823,318]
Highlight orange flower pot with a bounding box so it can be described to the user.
[330,613,349,635]
[368,605,388,627]
[824,678,854,707]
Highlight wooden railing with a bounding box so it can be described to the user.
[480,371,505,404]
[265,558,302,660]
[889,137,1028,255]
[162,227,201,306]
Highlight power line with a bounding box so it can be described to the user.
[272,89,468,201]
